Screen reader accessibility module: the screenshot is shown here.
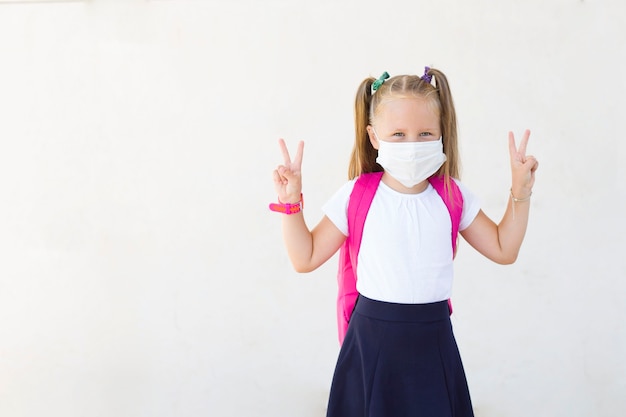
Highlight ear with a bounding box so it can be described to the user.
[367,125,379,150]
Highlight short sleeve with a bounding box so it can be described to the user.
[321,179,356,236]
[454,179,481,231]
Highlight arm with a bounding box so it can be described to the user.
[272,139,346,273]
[460,130,539,265]
[280,214,346,273]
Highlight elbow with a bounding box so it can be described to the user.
[293,265,312,274]
[292,262,316,274]
[495,252,518,265]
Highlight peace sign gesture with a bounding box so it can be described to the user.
[509,129,539,198]
[272,139,304,204]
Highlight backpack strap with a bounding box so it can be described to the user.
[428,175,464,315]
[347,172,384,265]
[336,172,383,344]
[428,175,463,257]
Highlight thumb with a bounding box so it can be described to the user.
[278,165,296,180]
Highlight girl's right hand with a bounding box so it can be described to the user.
[272,139,304,204]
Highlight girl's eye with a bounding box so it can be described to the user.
[393,132,404,137]
[419,132,433,137]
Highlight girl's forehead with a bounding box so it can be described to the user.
[374,97,440,124]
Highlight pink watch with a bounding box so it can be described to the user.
[269,194,303,214]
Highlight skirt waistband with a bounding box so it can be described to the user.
[354,295,450,323]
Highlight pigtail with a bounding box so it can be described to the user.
[348,77,382,179]
[428,68,461,197]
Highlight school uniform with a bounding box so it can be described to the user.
[322,178,481,417]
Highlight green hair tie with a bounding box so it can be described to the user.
[372,71,390,91]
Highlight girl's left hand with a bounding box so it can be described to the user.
[509,129,539,199]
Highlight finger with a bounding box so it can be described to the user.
[272,169,285,185]
[292,141,304,168]
[278,138,292,166]
[277,165,296,184]
[518,129,531,156]
[508,131,517,157]
[508,131,524,163]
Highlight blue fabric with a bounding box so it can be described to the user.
[326,296,474,417]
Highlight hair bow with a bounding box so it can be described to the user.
[372,71,390,91]
[421,66,432,84]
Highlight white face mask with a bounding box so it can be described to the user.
[374,132,447,188]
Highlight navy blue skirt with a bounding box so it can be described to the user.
[326,296,474,417]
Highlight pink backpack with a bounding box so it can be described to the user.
[336,171,464,345]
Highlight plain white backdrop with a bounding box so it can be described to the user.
[0,0,624,416]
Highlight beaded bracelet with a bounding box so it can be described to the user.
[269,194,303,215]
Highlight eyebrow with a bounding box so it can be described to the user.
[389,127,438,132]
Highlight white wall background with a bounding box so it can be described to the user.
[0,0,624,416]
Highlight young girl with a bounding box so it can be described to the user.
[270,67,538,417]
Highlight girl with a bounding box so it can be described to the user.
[270,67,538,417]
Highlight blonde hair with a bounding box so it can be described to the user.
[348,68,461,190]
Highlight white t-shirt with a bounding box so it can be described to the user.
[322,178,481,304]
